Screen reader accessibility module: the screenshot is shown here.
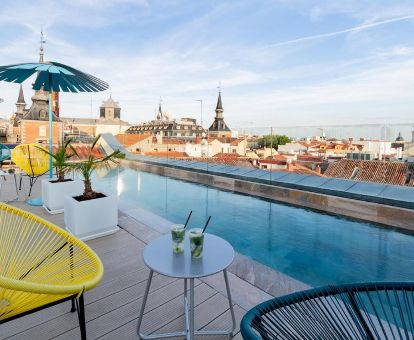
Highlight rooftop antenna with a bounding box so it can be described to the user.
[195,99,203,127]
[217,81,221,92]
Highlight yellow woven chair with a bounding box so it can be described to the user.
[11,144,50,196]
[0,203,103,339]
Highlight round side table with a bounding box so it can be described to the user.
[137,233,236,340]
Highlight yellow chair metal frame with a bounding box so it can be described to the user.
[0,203,103,339]
[11,144,50,196]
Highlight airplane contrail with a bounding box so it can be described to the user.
[265,14,414,48]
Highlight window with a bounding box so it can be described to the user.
[39,126,47,137]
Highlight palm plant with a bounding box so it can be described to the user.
[73,134,125,200]
[37,139,78,182]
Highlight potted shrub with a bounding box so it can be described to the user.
[64,135,125,240]
[40,139,83,214]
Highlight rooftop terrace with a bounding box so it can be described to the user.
[0,175,281,340]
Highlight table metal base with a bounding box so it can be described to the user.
[137,270,236,339]
[0,173,22,203]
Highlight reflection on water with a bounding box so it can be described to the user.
[93,167,414,287]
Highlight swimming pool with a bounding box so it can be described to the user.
[92,167,414,287]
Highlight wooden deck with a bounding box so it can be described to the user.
[0,176,271,339]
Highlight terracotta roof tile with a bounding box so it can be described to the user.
[145,151,188,157]
[324,159,414,186]
[115,133,152,147]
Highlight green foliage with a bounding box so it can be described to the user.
[258,135,291,149]
[72,134,125,199]
[36,139,77,182]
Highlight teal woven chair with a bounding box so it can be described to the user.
[0,144,11,166]
[241,282,414,339]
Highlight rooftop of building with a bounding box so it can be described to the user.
[0,180,273,340]
[324,159,414,186]
[115,133,152,146]
[61,117,130,126]
[100,95,120,109]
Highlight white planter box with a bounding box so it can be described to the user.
[64,194,119,241]
[42,178,83,214]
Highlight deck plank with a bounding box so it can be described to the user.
[0,179,275,340]
[95,282,217,340]
[5,273,178,340]
[0,267,149,338]
[53,281,209,340]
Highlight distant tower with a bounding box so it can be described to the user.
[100,95,121,120]
[215,90,223,119]
[208,89,231,137]
[13,85,27,126]
[16,85,26,114]
[411,127,414,143]
[156,99,163,121]
[395,131,404,142]
[23,29,58,122]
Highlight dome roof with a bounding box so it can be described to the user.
[100,95,120,109]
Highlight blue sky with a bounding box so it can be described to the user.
[0,0,414,129]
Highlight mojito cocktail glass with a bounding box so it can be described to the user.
[189,228,204,259]
[171,224,185,254]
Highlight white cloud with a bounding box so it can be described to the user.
[265,14,414,48]
[0,0,414,129]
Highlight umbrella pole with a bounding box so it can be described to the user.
[48,74,53,179]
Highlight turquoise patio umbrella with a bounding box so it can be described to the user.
[0,62,109,179]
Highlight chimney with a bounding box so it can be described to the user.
[315,165,321,175]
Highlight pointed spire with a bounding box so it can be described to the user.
[17,84,25,104]
[215,88,223,119]
[157,97,163,121]
[216,90,223,111]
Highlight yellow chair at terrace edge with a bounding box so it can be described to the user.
[0,203,103,339]
[11,143,50,196]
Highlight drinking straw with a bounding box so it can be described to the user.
[202,216,211,233]
[184,210,193,228]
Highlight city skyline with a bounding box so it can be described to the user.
[0,0,413,127]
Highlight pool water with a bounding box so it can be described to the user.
[92,167,414,287]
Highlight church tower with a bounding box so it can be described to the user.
[100,95,121,120]
[16,85,26,114]
[13,85,27,127]
[156,102,163,121]
[208,90,231,138]
[23,29,59,122]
